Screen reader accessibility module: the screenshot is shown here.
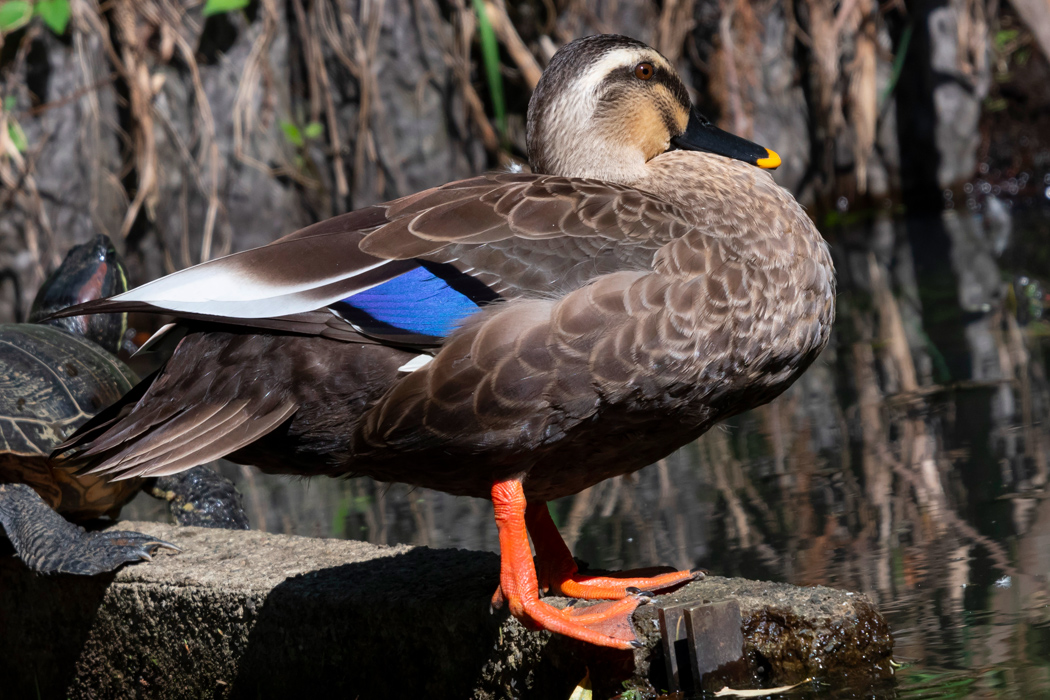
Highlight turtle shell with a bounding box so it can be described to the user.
[0,323,142,519]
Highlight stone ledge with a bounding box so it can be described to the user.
[0,522,893,699]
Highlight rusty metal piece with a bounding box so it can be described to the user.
[658,599,744,693]
[658,605,691,691]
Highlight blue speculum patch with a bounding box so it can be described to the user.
[336,264,486,339]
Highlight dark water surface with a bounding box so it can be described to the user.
[125,196,1050,697]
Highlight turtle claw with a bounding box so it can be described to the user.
[100,530,181,554]
[67,529,181,575]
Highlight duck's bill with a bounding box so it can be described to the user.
[670,109,781,169]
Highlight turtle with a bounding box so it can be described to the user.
[0,235,249,575]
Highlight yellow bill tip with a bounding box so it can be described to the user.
[756,149,781,169]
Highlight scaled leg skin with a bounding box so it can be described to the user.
[0,483,179,576]
[492,478,651,649]
[150,464,250,529]
[524,499,702,599]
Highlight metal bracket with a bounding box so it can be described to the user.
[658,599,744,693]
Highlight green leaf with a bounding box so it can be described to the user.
[0,1,32,33]
[879,22,913,108]
[280,120,303,147]
[472,0,506,139]
[2,96,16,113]
[8,120,28,152]
[303,121,323,140]
[984,97,1008,112]
[34,0,70,34]
[994,29,1019,50]
[202,0,250,17]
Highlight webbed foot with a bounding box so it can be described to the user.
[525,499,702,598]
[491,479,697,649]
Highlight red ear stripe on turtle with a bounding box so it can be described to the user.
[76,261,108,305]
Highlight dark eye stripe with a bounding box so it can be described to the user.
[651,71,691,112]
[658,102,681,140]
[604,64,691,112]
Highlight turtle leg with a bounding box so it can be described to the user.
[0,483,179,575]
[148,464,249,530]
[492,479,650,649]
[524,500,702,599]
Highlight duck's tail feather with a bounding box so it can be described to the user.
[51,332,301,481]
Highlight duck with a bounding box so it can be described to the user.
[52,34,835,649]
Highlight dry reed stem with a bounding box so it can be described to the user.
[71,10,124,244]
[232,0,281,177]
[448,0,499,153]
[702,0,763,142]
[868,252,919,392]
[718,0,747,136]
[849,19,878,193]
[78,0,229,262]
[0,25,54,284]
[312,1,349,199]
[700,429,760,550]
[656,0,698,64]
[483,0,543,89]
[109,1,156,240]
[318,0,388,204]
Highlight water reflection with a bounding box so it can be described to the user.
[123,202,1050,696]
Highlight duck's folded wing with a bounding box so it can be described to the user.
[50,172,686,338]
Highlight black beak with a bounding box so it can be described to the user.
[670,109,781,169]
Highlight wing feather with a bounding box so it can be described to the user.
[109,403,297,480]
[87,401,248,474]
[47,172,692,340]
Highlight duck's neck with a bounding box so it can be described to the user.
[533,139,652,184]
[529,94,656,184]
[637,151,815,240]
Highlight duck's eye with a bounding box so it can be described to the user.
[634,62,655,81]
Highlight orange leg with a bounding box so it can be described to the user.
[492,479,647,649]
[524,498,702,599]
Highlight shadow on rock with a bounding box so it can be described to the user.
[0,555,115,698]
[229,546,592,698]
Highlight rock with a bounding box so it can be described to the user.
[635,577,894,694]
[0,521,893,699]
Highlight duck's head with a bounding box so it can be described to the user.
[527,34,780,183]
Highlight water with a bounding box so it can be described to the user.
[123,197,1050,697]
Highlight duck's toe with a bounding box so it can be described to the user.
[514,593,645,649]
[552,566,701,600]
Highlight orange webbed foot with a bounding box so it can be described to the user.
[515,590,650,648]
[491,480,699,649]
[525,499,702,599]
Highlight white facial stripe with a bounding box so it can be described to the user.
[572,48,671,96]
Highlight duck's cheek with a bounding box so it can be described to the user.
[633,109,676,161]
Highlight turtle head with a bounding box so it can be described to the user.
[29,235,129,355]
